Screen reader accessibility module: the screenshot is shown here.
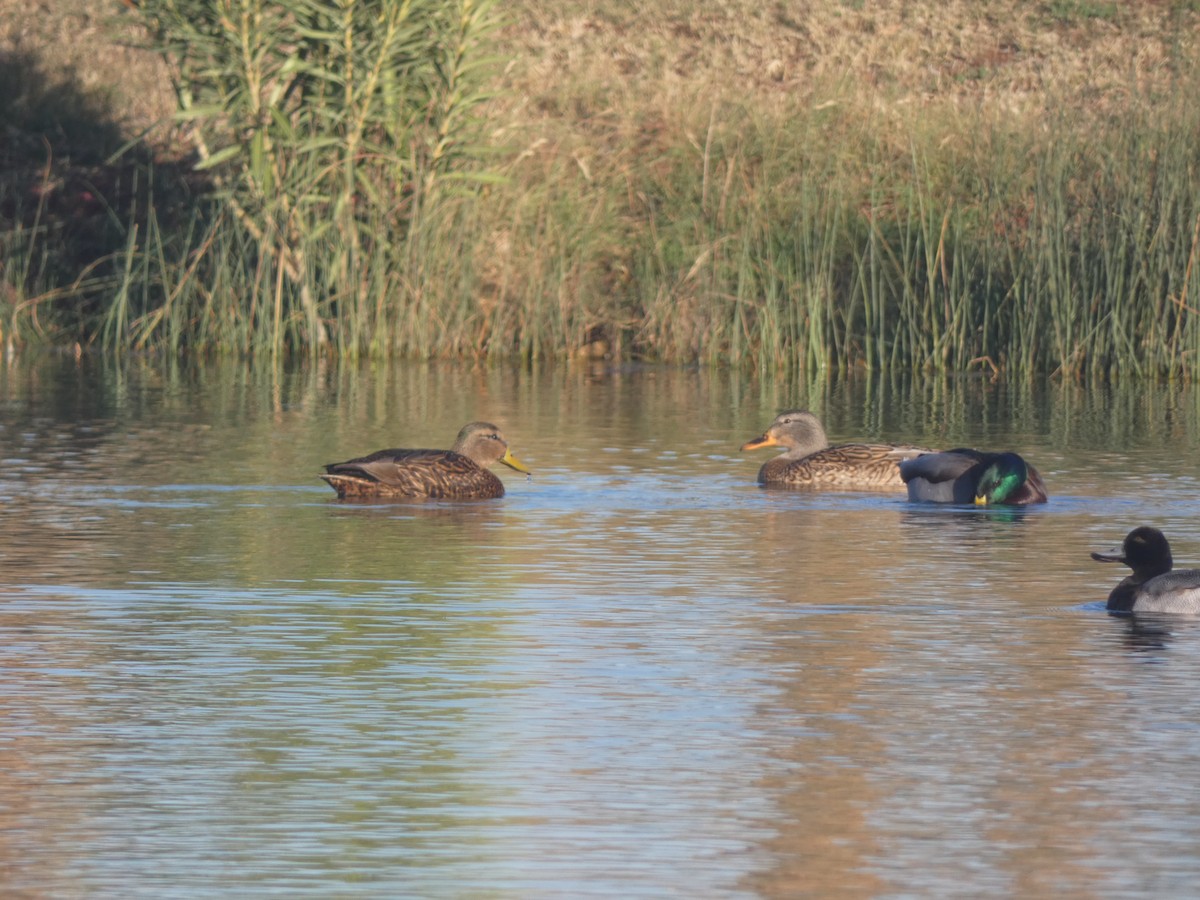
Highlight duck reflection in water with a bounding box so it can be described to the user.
[1092,526,1200,615]
[899,449,1048,506]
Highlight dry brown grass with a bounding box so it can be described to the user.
[4,1,1199,369]
[490,0,1198,159]
[0,0,175,148]
[4,1,1194,158]
[503,1,1194,103]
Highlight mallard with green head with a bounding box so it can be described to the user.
[899,449,1047,505]
[740,410,934,490]
[321,421,530,500]
[1092,526,1200,614]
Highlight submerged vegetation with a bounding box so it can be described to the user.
[2,0,1200,376]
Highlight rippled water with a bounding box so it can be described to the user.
[3,357,1200,896]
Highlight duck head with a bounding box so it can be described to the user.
[1091,526,1173,578]
[740,410,828,456]
[974,453,1029,505]
[453,422,530,473]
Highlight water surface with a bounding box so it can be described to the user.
[2,357,1200,897]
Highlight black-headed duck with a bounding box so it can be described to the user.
[1092,526,1200,614]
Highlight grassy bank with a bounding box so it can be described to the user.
[2,1,1199,376]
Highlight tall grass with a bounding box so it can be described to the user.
[103,0,500,358]
[36,67,1200,375]
[532,78,1200,378]
[436,64,1198,377]
[5,2,1200,376]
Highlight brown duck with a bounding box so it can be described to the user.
[741,410,932,490]
[321,422,530,499]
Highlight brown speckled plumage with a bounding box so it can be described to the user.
[321,422,529,500]
[741,410,932,490]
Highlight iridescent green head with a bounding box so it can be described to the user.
[973,453,1029,505]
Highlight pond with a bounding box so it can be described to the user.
[2,355,1200,897]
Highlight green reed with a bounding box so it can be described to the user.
[1015,97,1200,379]
[588,79,1200,378]
[7,10,1200,377]
[59,80,1200,375]
[103,0,500,359]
